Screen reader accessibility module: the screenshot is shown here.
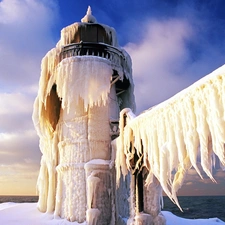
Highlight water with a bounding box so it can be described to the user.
[0,195,224,221]
[163,196,225,221]
[0,196,38,204]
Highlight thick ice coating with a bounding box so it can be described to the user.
[116,65,225,210]
[32,14,135,222]
[33,55,113,219]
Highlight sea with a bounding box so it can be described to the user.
[163,196,225,221]
[0,195,224,221]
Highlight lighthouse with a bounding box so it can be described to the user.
[33,6,136,224]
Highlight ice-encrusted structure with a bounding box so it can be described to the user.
[33,6,225,225]
[33,6,140,225]
[116,65,225,212]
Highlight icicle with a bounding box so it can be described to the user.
[116,112,127,183]
[159,144,173,201]
[165,107,178,184]
[206,80,225,165]
[173,102,188,170]
[182,96,203,179]
[115,65,225,212]
[194,87,216,182]
[86,208,101,225]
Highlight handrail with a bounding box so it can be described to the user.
[60,42,125,69]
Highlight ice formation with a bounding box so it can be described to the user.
[32,7,136,225]
[116,65,225,210]
[33,55,132,222]
[81,6,97,23]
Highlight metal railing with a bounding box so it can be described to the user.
[60,41,125,68]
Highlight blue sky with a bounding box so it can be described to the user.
[0,0,225,196]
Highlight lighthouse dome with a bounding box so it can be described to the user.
[58,7,119,47]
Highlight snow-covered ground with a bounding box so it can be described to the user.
[0,202,224,225]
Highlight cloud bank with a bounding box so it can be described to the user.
[0,0,58,195]
[125,19,193,113]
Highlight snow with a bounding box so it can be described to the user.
[163,211,225,225]
[116,64,225,210]
[0,202,224,225]
[81,6,97,23]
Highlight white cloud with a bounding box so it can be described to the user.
[0,0,58,194]
[0,130,40,163]
[124,19,194,113]
[0,92,33,114]
[0,0,58,90]
[124,17,225,115]
[0,91,36,132]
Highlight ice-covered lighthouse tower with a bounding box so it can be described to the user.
[33,7,135,224]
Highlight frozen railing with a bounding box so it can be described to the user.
[60,41,125,69]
